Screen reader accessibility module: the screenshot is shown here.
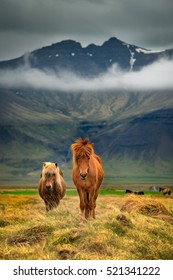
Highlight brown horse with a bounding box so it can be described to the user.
[38,162,66,211]
[159,187,171,196]
[71,138,104,220]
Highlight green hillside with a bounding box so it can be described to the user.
[0,89,173,186]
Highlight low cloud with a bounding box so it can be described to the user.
[0,58,173,92]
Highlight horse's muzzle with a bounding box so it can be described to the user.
[80,173,88,180]
[46,185,52,191]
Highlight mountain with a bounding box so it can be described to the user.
[0,37,173,186]
[0,37,172,75]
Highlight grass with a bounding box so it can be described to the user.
[0,188,165,196]
[0,189,173,260]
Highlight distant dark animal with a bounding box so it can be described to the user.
[71,138,104,220]
[159,187,171,196]
[38,162,66,211]
[125,189,144,195]
[134,191,144,195]
[125,189,133,193]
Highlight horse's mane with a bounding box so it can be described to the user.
[71,138,94,163]
[93,154,102,164]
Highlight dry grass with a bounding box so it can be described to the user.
[0,191,173,260]
[121,195,170,216]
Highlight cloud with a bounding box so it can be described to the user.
[0,58,173,92]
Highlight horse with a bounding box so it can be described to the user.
[134,191,144,195]
[125,189,133,193]
[71,138,104,220]
[125,190,144,195]
[159,187,171,196]
[38,162,66,211]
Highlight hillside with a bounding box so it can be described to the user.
[0,37,173,186]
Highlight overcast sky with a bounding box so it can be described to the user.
[0,0,173,61]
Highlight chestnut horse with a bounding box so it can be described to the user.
[71,138,104,220]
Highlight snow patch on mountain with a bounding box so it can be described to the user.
[136,48,162,54]
[87,53,93,56]
[129,51,136,71]
[126,44,136,71]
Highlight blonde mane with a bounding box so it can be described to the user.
[42,163,62,189]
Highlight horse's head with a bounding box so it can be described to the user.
[77,152,90,180]
[42,163,58,192]
[71,138,95,181]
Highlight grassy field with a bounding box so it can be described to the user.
[0,189,173,260]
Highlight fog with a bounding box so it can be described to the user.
[0,58,173,92]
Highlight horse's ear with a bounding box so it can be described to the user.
[91,143,94,147]
[55,163,58,167]
[43,162,46,167]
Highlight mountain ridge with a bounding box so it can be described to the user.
[0,37,172,75]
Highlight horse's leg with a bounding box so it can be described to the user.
[92,193,97,219]
[84,192,92,219]
[92,187,100,218]
[88,188,96,218]
[77,188,86,221]
[55,196,60,207]
[45,200,52,212]
[93,193,97,219]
